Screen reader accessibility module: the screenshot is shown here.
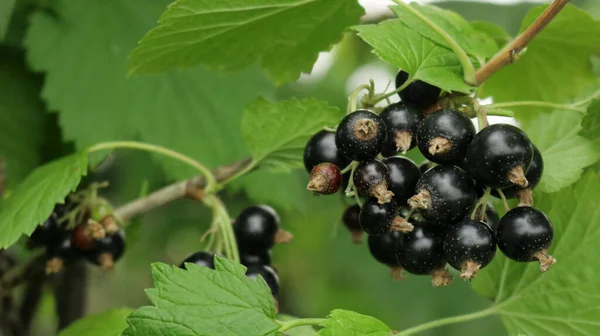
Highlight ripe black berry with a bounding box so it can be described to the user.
[395,70,441,107]
[353,160,394,204]
[497,207,555,272]
[380,103,422,156]
[307,163,342,195]
[408,166,477,225]
[444,219,496,280]
[384,157,421,206]
[493,145,544,201]
[397,222,452,286]
[240,250,272,267]
[342,204,363,243]
[86,230,126,271]
[29,204,70,249]
[416,109,475,164]
[465,124,534,189]
[335,110,386,161]
[180,251,215,269]
[46,232,79,274]
[303,130,351,172]
[234,205,291,253]
[359,198,398,234]
[418,161,435,175]
[368,232,404,279]
[246,265,280,300]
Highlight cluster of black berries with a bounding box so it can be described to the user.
[304,71,555,286]
[180,205,291,304]
[29,200,126,274]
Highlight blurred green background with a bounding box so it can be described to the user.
[3,0,598,335]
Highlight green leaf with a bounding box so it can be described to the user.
[317,309,392,336]
[128,0,364,83]
[469,21,510,48]
[519,108,600,193]
[25,0,274,180]
[482,5,600,118]
[580,99,600,140]
[278,315,317,336]
[473,171,600,335]
[122,257,279,336]
[241,98,341,172]
[58,308,132,336]
[352,20,473,93]
[0,152,88,248]
[0,0,15,38]
[0,48,46,188]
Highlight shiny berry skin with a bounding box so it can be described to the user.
[444,219,496,279]
[481,203,500,231]
[417,109,475,164]
[384,157,421,206]
[180,251,215,269]
[307,163,342,195]
[29,204,70,248]
[303,130,351,172]
[396,70,441,107]
[353,160,393,203]
[368,232,402,266]
[497,207,553,262]
[409,166,477,225]
[359,198,399,234]
[465,124,534,189]
[86,230,126,269]
[240,250,272,267]
[494,145,544,199]
[335,110,387,161]
[380,103,422,156]
[246,265,280,299]
[234,205,280,253]
[397,222,446,275]
[47,232,80,263]
[419,161,436,175]
[343,204,361,232]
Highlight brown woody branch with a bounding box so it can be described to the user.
[114,158,253,222]
[475,0,570,85]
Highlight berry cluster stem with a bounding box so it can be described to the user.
[348,85,372,113]
[470,187,491,220]
[365,76,414,107]
[396,307,497,335]
[277,318,325,333]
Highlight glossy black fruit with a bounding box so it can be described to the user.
[246,265,280,299]
[465,124,534,189]
[416,109,475,164]
[335,110,387,161]
[497,207,555,271]
[359,198,399,235]
[307,163,342,195]
[395,71,441,107]
[180,251,215,269]
[45,232,80,274]
[494,145,544,199]
[380,103,422,156]
[353,160,393,203]
[29,204,71,248]
[384,157,421,206]
[343,204,363,242]
[303,130,351,172]
[419,161,436,175]
[444,219,496,280]
[397,222,447,276]
[86,230,126,270]
[240,250,272,267]
[368,232,402,267]
[477,203,500,231]
[234,205,281,253]
[408,166,477,225]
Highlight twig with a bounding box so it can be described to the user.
[475,0,570,85]
[19,273,45,335]
[53,261,87,331]
[114,158,253,222]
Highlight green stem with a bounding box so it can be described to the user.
[366,77,413,106]
[216,160,256,191]
[487,101,585,113]
[348,85,371,113]
[496,189,511,213]
[573,89,600,107]
[391,0,476,86]
[396,307,497,336]
[213,195,239,263]
[277,318,325,333]
[88,141,218,192]
[485,108,515,117]
[470,187,491,220]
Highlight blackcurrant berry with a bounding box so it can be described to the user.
[408,166,477,225]
[497,207,555,272]
[465,124,534,189]
[335,110,386,161]
[397,222,452,286]
[444,219,496,280]
[303,130,351,172]
[380,103,422,156]
[384,157,421,206]
[234,205,291,253]
[493,145,544,202]
[342,204,363,243]
[353,160,394,204]
[368,232,404,279]
[240,250,272,267]
[246,265,280,300]
[416,109,475,164]
[86,230,126,271]
[29,204,70,249]
[307,163,342,195]
[419,161,436,175]
[180,251,215,269]
[46,232,79,274]
[359,198,398,235]
[395,70,441,107]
